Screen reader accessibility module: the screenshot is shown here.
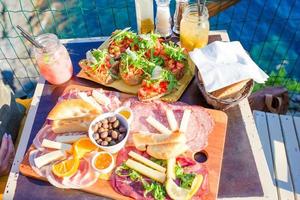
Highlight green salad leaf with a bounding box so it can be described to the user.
[175,163,196,189]
[111,28,137,43]
[115,163,166,200]
[163,42,187,61]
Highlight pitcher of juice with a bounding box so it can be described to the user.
[33,33,73,85]
[180,4,209,51]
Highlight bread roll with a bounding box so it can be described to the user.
[210,79,250,99]
[48,99,101,120]
[51,115,98,134]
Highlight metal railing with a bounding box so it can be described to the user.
[0,0,299,114]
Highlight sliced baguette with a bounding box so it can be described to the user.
[210,79,250,99]
[132,131,186,150]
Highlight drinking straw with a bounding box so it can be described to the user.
[197,0,202,17]
[201,0,206,15]
[16,25,44,49]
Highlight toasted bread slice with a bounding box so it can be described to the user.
[133,131,186,150]
[146,142,189,160]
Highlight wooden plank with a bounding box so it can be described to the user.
[280,115,300,200]
[266,113,295,200]
[293,116,300,148]
[3,77,46,200]
[244,107,277,199]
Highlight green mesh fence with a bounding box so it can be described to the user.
[0,0,299,114]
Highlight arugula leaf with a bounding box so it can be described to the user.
[150,158,167,168]
[115,163,166,200]
[137,33,161,50]
[143,181,166,200]
[162,42,187,61]
[175,164,196,189]
[111,28,137,43]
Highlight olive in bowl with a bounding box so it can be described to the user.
[88,112,129,153]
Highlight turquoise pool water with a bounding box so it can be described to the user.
[46,0,299,80]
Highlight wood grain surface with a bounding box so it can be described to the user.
[19,85,228,200]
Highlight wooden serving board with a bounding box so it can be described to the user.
[19,85,228,200]
[76,36,195,103]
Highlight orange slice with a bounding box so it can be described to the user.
[73,138,98,158]
[52,158,80,178]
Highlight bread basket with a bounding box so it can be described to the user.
[195,68,254,110]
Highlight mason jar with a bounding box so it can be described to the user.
[33,33,73,85]
[180,4,209,51]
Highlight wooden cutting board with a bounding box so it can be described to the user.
[19,85,228,200]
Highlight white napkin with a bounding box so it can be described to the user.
[189,41,269,93]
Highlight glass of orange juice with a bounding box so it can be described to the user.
[180,4,209,51]
[33,33,73,85]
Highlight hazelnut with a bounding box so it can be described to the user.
[103,123,109,129]
[101,141,108,146]
[113,120,120,128]
[105,137,112,142]
[100,131,108,139]
[102,119,108,124]
[111,130,119,139]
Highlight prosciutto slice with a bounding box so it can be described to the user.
[62,157,98,189]
[124,98,214,152]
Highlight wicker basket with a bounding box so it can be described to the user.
[195,69,254,110]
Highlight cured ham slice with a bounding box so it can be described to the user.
[62,157,98,189]
[46,169,70,189]
[124,98,214,152]
[33,125,86,150]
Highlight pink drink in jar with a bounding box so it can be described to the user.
[33,34,73,85]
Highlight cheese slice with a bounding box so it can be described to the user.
[166,109,178,131]
[92,90,111,107]
[34,150,65,168]
[146,116,172,135]
[179,109,191,133]
[42,139,72,151]
[78,92,103,112]
[129,151,166,173]
[55,135,86,144]
[125,159,166,183]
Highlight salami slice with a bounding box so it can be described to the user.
[46,168,70,189]
[125,98,214,152]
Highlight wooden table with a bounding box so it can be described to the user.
[4,31,272,200]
